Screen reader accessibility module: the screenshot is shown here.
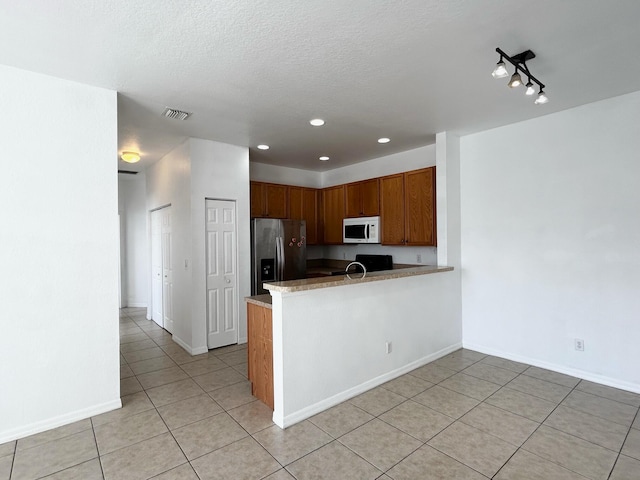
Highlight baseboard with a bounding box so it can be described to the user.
[0,398,122,444]
[278,342,462,428]
[463,342,640,395]
[191,346,208,355]
[238,336,247,344]
[125,302,147,308]
[171,335,208,356]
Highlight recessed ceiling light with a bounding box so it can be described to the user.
[377,137,391,144]
[257,144,270,150]
[319,156,330,161]
[310,118,325,126]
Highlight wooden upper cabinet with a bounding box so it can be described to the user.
[380,174,406,245]
[321,185,345,244]
[345,179,379,217]
[404,167,436,246]
[289,186,319,245]
[250,182,288,218]
[380,167,436,246]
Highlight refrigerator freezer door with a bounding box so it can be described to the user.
[251,218,280,295]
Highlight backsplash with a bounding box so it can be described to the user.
[307,244,437,265]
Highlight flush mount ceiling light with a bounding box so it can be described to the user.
[492,47,548,104]
[120,151,140,163]
[257,144,270,150]
[319,156,330,161]
[377,137,391,144]
[309,118,325,126]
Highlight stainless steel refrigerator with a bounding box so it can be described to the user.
[251,218,307,295]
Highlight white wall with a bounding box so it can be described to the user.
[146,141,193,348]
[145,139,250,353]
[250,162,321,188]
[321,145,436,187]
[0,65,120,443]
[250,145,439,265]
[190,138,251,349]
[271,270,461,427]
[118,173,148,307]
[461,91,640,392]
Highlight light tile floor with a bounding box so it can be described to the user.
[1,307,639,479]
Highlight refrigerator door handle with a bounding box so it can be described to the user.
[276,236,284,281]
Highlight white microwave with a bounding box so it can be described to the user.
[343,216,381,243]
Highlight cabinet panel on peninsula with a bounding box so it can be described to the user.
[247,302,273,409]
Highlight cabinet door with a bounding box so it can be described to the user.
[250,182,266,218]
[380,174,405,245]
[360,178,380,216]
[404,167,436,246]
[302,188,318,245]
[345,179,380,217]
[265,184,288,218]
[289,187,318,245]
[322,185,345,244]
[344,183,361,218]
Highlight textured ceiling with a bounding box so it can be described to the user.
[2,0,640,172]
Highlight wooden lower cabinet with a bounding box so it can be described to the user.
[247,302,274,409]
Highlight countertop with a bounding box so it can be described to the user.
[264,265,453,293]
[245,294,272,308]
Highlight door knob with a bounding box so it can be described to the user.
[225,278,231,283]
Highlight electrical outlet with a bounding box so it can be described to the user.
[385,341,392,354]
[416,254,422,263]
[575,338,584,351]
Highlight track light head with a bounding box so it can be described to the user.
[508,71,522,88]
[525,81,536,96]
[492,58,509,78]
[534,90,549,105]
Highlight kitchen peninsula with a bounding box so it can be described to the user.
[247,264,459,429]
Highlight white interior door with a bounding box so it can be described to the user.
[161,208,174,334]
[150,209,163,327]
[206,199,238,349]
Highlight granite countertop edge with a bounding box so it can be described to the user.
[264,265,454,293]
[244,294,273,308]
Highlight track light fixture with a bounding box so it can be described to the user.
[492,47,548,104]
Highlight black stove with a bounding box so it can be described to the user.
[331,254,393,275]
[355,254,393,272]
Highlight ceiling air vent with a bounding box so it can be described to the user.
[162,107,191,121]
[118,170,138,175]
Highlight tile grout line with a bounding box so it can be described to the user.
[118,316,280,478]
[89,417,107,480]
